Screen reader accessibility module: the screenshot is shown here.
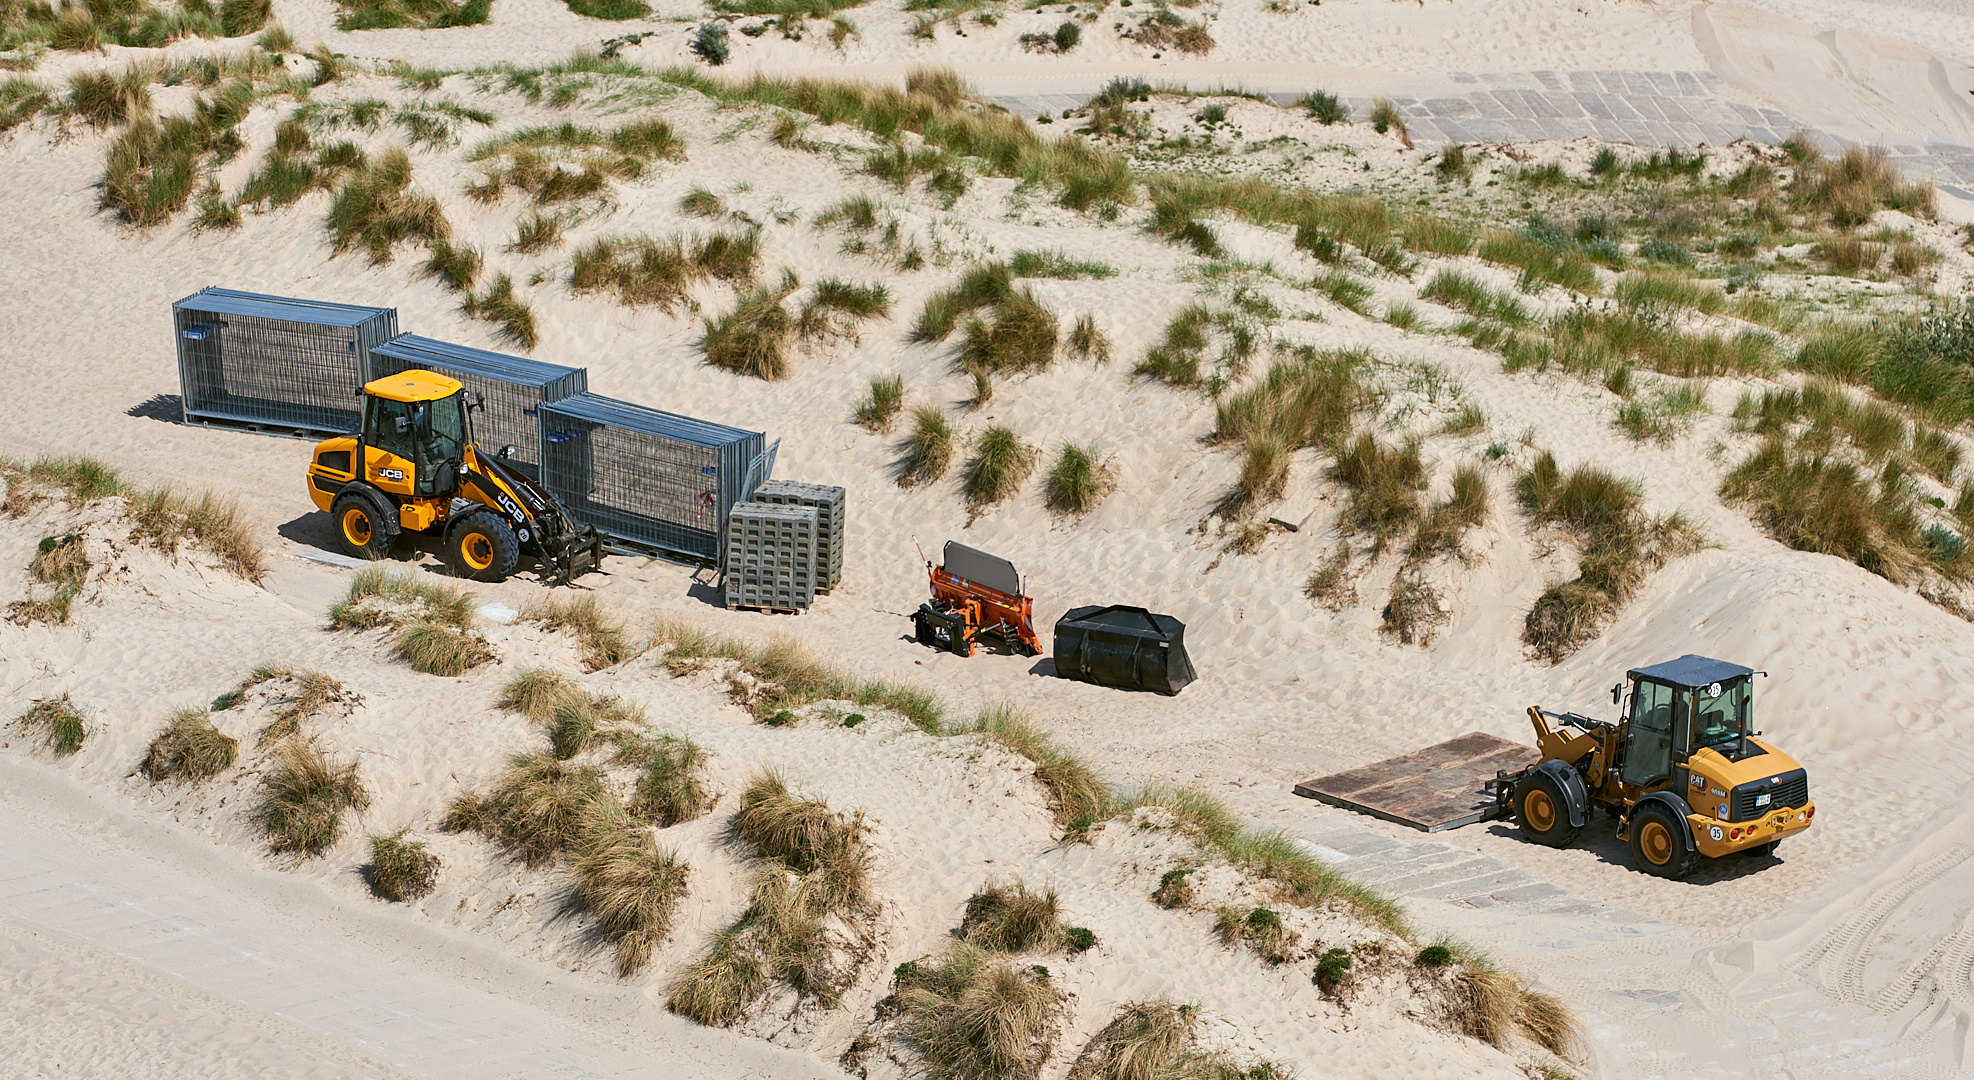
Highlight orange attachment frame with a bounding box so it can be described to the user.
[927,563,1041,656]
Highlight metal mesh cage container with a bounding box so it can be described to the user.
[752,480,845,590]
[174,287,398,438]
[369,335,586,481]
[539,393,773,562]
[723,502,817,610]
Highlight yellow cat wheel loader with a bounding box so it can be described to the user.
[1489,655,1815,879]
[305,370,603,584]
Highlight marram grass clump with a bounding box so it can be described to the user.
[16,695,87,758]
[960,880,1063,953]
[256,740,370,858]
[368,830,442,901]
[142,708,238,782]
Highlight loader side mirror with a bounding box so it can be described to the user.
[1611,683,1623,705]
[394,416,411,434]
[467,390,485,413]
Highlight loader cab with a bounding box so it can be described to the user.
[1617,655,1758,790]
[360,371,470,499]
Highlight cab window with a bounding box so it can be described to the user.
[1690,677,1752,752]
[1623,680,1676,787]
[366,396,415,462]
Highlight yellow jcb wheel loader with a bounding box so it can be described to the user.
[305,370,603,584]
[1488,655,1815,878]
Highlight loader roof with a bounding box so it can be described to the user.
[364,369,463,403]
[1627,655,1753,689]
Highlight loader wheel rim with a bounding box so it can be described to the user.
[342,507,372,547]
[1525,789,1556,832]
[1640,820,1675,865]
[460,531,495,571]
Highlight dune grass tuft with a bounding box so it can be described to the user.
[897,943,1062,1080]
[670,771,876,1022]
[1113,784,1408,936]
[1368,98,1410,147]
[368,830,442,901]
[972,703,1107,829]
[701,273,798,380]
[1136,304,1258,394]
[522,593,637,670]
[572,813,691,975]
[256,740,370,858]
[1211,346,1370,514]
[334,0,491,30]
[1420,270,1530,326]
[899,405,957,488]
[1379,571,1448,646]
[1517,452,1705,661]
[1478,228,1597,295]
[326,146,450,265]
[1720,435,1930,585]
[1331,434,1426,552]
[126,485,266,582]
[329,568,477,631]
[855,373,906,433]
[618,732,711,826]
[393,620,494,676]
[1444,949,1585,1062]
[16,695,86,758]
[445,751,609,866]
[731,771,870,910]
[1213,905,1298,964]
[1044,443,1117,516]
[961,880,1063,953]
[1403,213,1473,255]
[1066,1000,1195,1080]
[459,272,540,350]
[964,426,1038,515]
[247,668,346,745]
[570,230,760,312]
[1300,89,1348,124]
[666,925,762,1025]
[649,615,945,731]
[67,66,151,129]
[29,533,87,589]
[1406,464,1490,565]
[142,708,238,782]
[1791,144,1934,227]
[498,668,579,723]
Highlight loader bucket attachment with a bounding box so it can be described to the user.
[1053,605,1196,696]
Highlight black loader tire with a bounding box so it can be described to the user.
[1629,803,1698,879]
[446,510,521,582]
[1515,772,1583,848]
[331,489,397,561]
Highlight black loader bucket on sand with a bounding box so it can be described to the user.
[1053,606,1195,696]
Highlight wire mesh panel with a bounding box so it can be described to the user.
[173,287,398,437]
[539,393,769,561]
[369,335,586,481]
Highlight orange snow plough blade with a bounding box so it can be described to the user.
[911,541,1041,657]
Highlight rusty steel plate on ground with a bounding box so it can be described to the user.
[1292,732,1542,833]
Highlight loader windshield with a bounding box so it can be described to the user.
[1689,676,1752,752]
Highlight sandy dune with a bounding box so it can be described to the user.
[6,0,1974,1076]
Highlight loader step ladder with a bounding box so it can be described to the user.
[1292,732,1541,833]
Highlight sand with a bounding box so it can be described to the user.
[6,0,1974,1076]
